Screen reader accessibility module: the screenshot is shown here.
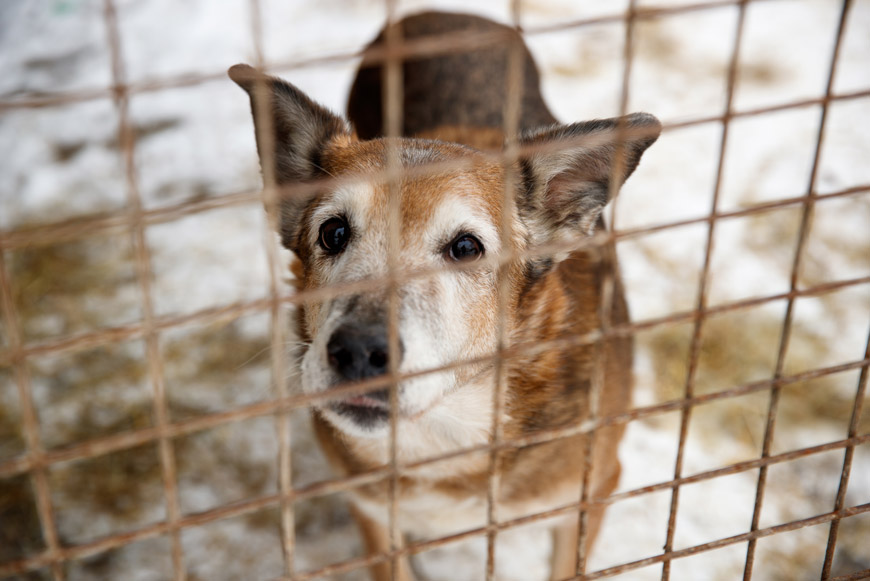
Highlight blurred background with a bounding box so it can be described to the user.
[0,0,868,579]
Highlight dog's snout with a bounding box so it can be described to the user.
[326,323,403,381]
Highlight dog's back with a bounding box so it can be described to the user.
[349,12,557,149]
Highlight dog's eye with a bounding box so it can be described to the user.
[319,217,350,254]
[447,234,483,262]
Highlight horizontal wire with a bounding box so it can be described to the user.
[2,340,867,484]
[2,94,869,252]
[0,0,795,112]
[2,0,867,577]
[1,272,868,480]
[283,502,870,580]
[1,180,867,366]
[829,571,870,581]
[2,434,867,579]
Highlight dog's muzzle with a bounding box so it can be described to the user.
[325,320,405,427]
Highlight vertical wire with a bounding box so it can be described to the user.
[660,3,747,579]
[485,3,524,579]
[0,254,64,580]
[1,1,862,579]
[821,324,870,579]
[382,1,404,578]
[102,1,185,578]
[742,1,853,578]
[570,1,640,576]
[246,0,296,576]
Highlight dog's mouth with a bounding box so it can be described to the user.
[329,388,391,427]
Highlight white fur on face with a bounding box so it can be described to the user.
[300,180,378,408]
[299,179,502,439]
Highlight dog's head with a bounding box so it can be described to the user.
[229,64,659,438]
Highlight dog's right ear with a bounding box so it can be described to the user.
[517,113,661,259]
[228,64,351,249]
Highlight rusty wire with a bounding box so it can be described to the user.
[381,1,406,578]
[1,0,869,580]
[661,2,748,578]
[483,2,526,579]
[1,180,867,373]
[570,0,639,575]
[743,0,854,578]
[2,273,868,481]
[102,0,186,578]
[822,324,870,579]
[244,0,298,576]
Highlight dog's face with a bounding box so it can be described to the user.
[294,139,513,436]
[229,64,660,437]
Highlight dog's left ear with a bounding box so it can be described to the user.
[229,64,351,249]
[517,113,661,253]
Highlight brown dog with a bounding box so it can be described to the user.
[230,11,659,580]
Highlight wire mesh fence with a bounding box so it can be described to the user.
[0,0,868,580]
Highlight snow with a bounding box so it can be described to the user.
[1,0,868,579]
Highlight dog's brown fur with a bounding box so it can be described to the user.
[231,11,659,580]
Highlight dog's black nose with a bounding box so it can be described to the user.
[326,323,403,382]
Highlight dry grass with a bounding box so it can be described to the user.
[8,233,140,342]
[0,474,44,566]
[0,236,284,572]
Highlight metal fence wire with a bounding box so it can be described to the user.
[0,0,868,580]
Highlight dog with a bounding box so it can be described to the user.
[230,11,659,580]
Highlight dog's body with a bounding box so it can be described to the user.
[230,12,659,580]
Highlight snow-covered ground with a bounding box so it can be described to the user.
[1,0,868,580]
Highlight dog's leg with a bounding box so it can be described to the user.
[349,503,415,581]
[550,519,579,581]
[551,459,622,580]
[549,507,607,581]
